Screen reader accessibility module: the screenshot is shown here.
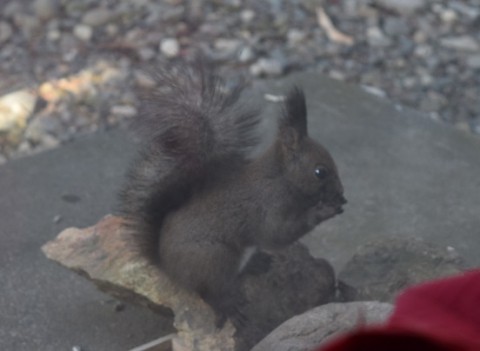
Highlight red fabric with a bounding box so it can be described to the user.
[318,270,480,351]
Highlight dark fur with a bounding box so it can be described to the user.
[118,62,346,327]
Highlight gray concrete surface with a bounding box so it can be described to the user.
[1,72,479,350]
[0,130,173,351]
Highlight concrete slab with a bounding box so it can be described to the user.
[0,130,173,351]
[1,71,479,350]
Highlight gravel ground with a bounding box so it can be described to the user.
[0,0,479,163]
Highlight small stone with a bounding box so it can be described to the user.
[105,24,119,36]
[240,9,255,23]
[375,0,426,14]
[328,70,346,81]
[214,39,242,56]
[3,2,22,18]
[466,54,480,69]
[73,24,93,42]
[13,14,40,40]
[366,27,392,47]
[137,47,156,61]
[440,36,480,52]
[47,29,61,41]
[25,116,61,142]
[414,45,433,58]
[413,30,428,44]
[0,21,13,44]
[33,0,59,21]
[361,85,387,98]
[440,9,458,23]
[287,29,306,46]
[160,38,180,58]
[383,17,409,36]
[0,154,6,164]
[111,105,137,117]
[82,7,115,27]
[238,46,255,63]
[0,90,37,133]
[449,2,479,20]
[250,58,284,77]
[53,215,62,224]
[72,346,82,351]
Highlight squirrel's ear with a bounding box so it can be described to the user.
[280,86,307,137]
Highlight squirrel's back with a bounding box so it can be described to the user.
[118,62,261,261]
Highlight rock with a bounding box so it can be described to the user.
[287,29,307,46]
[32,0,60,21]
[160,38,180,58]
[13,14,40,40]
[0,21,13,44]
[338,237,465,302]
[383,18,410,37]
[214,38,242,56]
[374,0,426,14]
[466,54,480,69]
[238,46,255,63]
[252,302,393,351]
[240,9,255,23]
[0,89,37,134]
[439,8,458,24]
[449,2,479,20]
[42,216,336,351]
[110,105,137,118]
[82,7,115,27]
[366,27,392,47]
[250,58,285,77]
[25,115,62,142]
[3,1,22,18]
[440,36,480,52]
[137,47,156,61]
[73,24,93,42]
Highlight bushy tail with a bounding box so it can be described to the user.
[118,62,261,261]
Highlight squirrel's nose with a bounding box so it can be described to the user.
[339,195,347,205]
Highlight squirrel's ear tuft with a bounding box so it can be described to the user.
[281,86,307,137]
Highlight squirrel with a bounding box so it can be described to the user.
[118,61,346,328]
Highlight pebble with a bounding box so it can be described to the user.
[287,29,306,46]
[250,58,284,77]
[73,24,93,42]
[240,9,255,23]
[82,7,115,27]
[0,21,13,44]
[383,18,410,36]
[238,46,255,63]
[440,36,480,52]
[440,9,458,23]
[375,0,427,14]
[160,38,180,58]
[466,54,480,69]
[137,47,156,61]
[214,39,242,56]
[33,0,60,21]
[1,0,480,162]
[366,27,392,47]
[111,105,138,117]
[0,155,6,165]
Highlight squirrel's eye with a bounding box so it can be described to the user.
[314,166,328,180]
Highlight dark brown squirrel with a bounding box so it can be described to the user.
[118,61,346,327]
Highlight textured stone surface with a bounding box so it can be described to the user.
[42,215,336,351]
[338,237,465,302]
[252,301,393,351]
